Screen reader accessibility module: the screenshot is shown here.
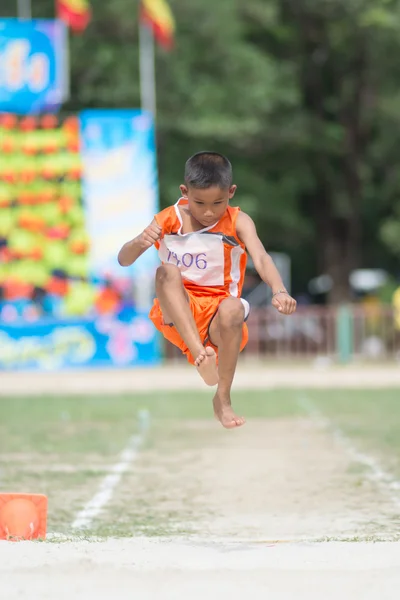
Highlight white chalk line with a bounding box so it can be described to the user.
[71,409,150,530]
[297,395,400,510]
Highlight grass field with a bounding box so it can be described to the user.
[2,388,400,541]
[3,376,400,600]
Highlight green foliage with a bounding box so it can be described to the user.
[23,0,400,300]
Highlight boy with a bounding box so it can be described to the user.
[118,152,296,428]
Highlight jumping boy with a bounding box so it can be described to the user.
[118,152,297,428]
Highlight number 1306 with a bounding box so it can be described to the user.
[167,250,207,270]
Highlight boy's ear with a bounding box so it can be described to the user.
[229,185,237,199]
[180,184,188,197]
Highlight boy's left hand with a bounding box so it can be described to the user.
[271,292,297,315]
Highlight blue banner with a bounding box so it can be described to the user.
[0,18,69,114]
[80,109,159,310]
[0,311,161,371]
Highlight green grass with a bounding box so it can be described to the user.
[1,388,400,539]
[0,391,301,455]
[3,388,399,458]
[306,390,400,474]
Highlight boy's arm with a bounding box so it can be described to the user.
[236,212,296,315]
[117,218,162,266]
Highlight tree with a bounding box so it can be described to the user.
[284,0,400,301]
[241,0,400,301]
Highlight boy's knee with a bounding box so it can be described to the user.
[218,298,245,329]
[156,264,181,286]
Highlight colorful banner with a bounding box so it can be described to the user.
[0,310,160,371]
[0,113,88,313]
[0,18,69,114]
[80,109,159,309]
[0,110,161,369]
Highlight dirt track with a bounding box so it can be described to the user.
[1,361,400,395]
[107,417,399,541]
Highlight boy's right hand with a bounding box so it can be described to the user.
[138,220,162,249]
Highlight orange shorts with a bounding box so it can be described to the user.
[149,291,249,365]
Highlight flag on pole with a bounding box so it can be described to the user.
[56,0,92,33]
[140,0,175,50]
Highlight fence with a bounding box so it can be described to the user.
[164,305,400,363]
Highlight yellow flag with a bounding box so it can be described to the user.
[140,0,175,50]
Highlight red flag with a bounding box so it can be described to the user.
[140,0,175,50]
[57,0,91,33]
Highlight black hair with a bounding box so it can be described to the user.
[184,152,232,189]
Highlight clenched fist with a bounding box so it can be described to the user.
[271,291,297,315]
[138,220,162,249]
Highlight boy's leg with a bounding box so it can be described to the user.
[208,297,246,428]
[155,264,218,385]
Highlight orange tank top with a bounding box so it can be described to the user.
[154,198,247,298]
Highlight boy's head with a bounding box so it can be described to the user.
[180,152,237,227]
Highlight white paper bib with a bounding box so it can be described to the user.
[159,233,224,286]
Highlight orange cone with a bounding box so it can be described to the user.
[0,494,48,541]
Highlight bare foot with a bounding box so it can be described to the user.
[195,347,219,386]
[213,392,246,428]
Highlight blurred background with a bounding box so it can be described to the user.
[1,0,400,370]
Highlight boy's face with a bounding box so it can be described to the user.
[180,184,237,227]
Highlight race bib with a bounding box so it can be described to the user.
[158,233,224,286]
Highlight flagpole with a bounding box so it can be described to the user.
[137,16,158,312]
[139,20,157,120]
[17,0,32,19]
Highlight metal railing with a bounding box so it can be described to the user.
[163,305,400,363]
